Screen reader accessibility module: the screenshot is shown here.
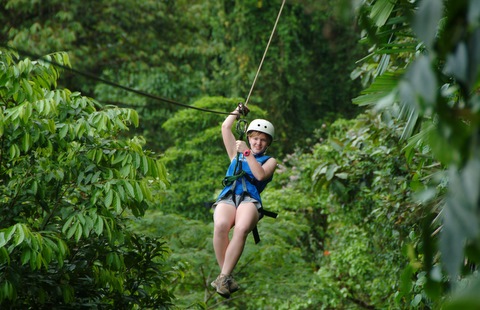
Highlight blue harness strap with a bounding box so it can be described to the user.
[220,108,277,243]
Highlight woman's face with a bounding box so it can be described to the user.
[248,132,271,154]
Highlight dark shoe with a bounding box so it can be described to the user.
[228,275,240,293]
[210,274,221,289]
[215,274,231,298]
[211,274,240,297]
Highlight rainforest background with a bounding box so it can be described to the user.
[1,0,480,309]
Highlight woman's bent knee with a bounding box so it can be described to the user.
[214,221,232,234]
[232,225,252,238]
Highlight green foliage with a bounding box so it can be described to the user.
[9,0,480,308]
[132,206,313,309]
[135,105,443,309]
[2,0,365,154]
[0,49,174,308]
[352,0,480,307]
[292,114,437,309]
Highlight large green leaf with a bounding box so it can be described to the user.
[444,42,468,83]
[405,55,438,105]
[412,0,444,49]
[370,0,397,27]
[441,160,480,280]
[352,71,401,107]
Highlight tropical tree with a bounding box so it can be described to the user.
[1,0,365,154]
[0,49,174,308]
[350,0,480,307]
[303,114,439,308]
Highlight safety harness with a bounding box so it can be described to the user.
[221,104,278,244]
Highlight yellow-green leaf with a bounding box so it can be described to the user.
[21,79,33,97]
[113,192,122,213]
[140,180,153,201]
[66,221,78,239]
[62,216,75,234]
[9,144,19,159]
[124,181,135,198]
[14,224,26,246]
[21,249,31,266]
[134,181,143,202]
[59,124,68,139]
[74,223,83,242]
[104,189,113,208]
[94,216,104,236]
[22,131,31,152]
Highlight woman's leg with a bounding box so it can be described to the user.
[221,202,259,275]
[213,203,236,269]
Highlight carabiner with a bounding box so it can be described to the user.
[236,119,248,140]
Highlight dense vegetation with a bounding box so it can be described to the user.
[1,0,364,155]
[1,0,480,309]
[0,51,173,308]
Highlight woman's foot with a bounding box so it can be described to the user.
[211,274,240,298]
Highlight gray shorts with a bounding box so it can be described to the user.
[212,193,262,211]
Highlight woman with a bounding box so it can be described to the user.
[211,105,277,298]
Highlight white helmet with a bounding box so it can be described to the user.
[247,119,275,141]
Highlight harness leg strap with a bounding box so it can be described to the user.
[252,226,260,244]
[251,208,278,244]
[261,209,278,219]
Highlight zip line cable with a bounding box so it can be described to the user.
[2,45,232,116]
[2,1,285,114]
[244,0,286,107]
